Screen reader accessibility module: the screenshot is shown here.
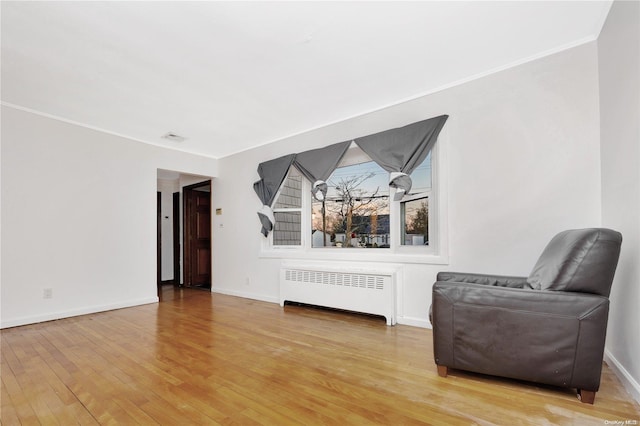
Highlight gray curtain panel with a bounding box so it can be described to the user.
[293,141,351,201]
[253,154,296,236]
[355,115,449,200]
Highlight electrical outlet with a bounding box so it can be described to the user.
[43,288,53,299]
[245,277,250,286]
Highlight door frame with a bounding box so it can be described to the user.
[183,180,212,288]
[157,192,162,286]
[157,191,182,287]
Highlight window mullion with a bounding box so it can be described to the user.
[389,193,400,250]
[301,178,311,249]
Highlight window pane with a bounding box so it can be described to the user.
[273,211,301,246]
[274,168,302,209]
[402,197,428,246]
[312,160,389,248]
[409,152,432,194]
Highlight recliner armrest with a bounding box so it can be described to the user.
[436,272,529,288]
[433,281,608,315]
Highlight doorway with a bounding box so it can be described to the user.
[183,180,212,289]
[157,191,181,288]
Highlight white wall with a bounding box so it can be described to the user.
[598,0,640,402]
[212,42,602,327]
[0,106,218,328]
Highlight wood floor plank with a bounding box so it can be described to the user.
[0,377,22,426]
[1,287,639,425]
[0,371,40,426]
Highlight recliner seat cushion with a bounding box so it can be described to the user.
[527,228,622,296]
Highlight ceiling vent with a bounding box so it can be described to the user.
[161,132,186,143]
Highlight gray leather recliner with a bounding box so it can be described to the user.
[431,228,622,404]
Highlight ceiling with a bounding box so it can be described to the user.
[1,1,612,159]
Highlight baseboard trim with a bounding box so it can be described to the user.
[604,349,640,404]
[211,287,279,304]
[0,297,159,329]
[397,316,432,329]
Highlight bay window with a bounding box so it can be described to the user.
[255,115,448,263]
[267,145,441,258]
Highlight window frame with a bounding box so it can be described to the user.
[261,130,449,265]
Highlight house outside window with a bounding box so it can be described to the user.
[272,167,303,246]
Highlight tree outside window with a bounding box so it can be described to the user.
[402,197,429,246]
[312,159,390,248]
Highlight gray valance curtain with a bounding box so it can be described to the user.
[293,141,351,201]
[253,154,295,236]
[252,143,350,238]
[354,114,448,200]
[253,114,448,236]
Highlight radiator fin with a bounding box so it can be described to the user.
[284,269,385,290]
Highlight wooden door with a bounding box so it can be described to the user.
[184,184,211,288]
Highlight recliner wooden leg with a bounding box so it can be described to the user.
[578,389,596,404]
[437,365,448,377]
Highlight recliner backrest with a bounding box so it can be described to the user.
[527,228,622,297]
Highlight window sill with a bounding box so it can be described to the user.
[259,247,449,265]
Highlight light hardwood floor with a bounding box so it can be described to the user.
[2,287,639,425]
